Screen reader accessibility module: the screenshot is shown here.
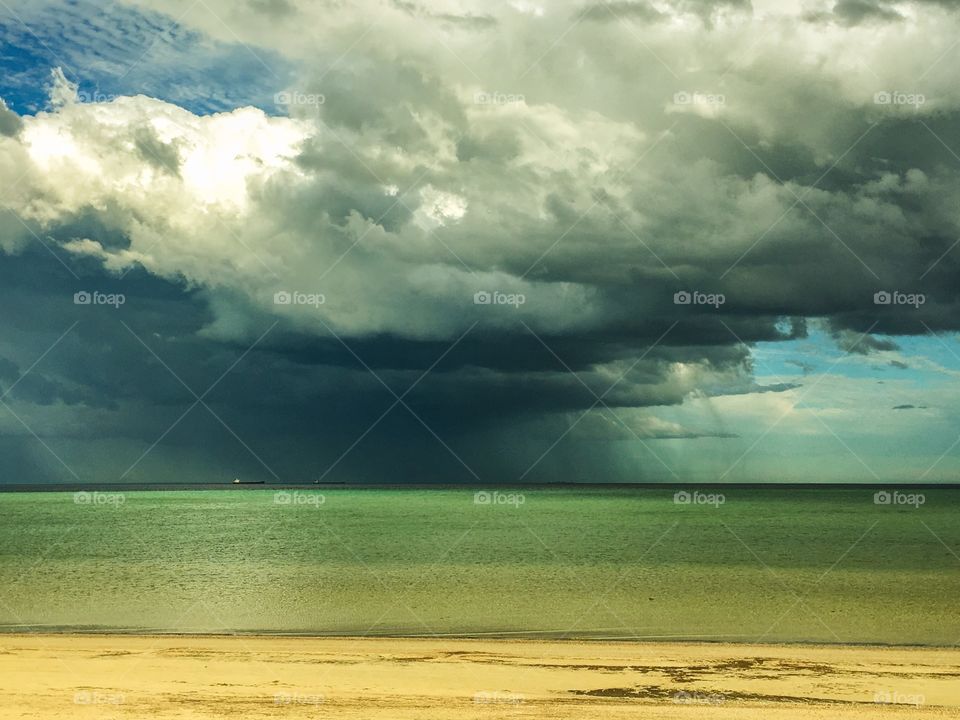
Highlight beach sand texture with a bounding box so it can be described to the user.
[1,634,958,719]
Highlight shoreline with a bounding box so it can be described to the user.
[2,633,957,718]
[0,629,955,649]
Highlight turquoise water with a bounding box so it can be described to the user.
[0,488,957,645]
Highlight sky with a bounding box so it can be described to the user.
[0,0,958,485]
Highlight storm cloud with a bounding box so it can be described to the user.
[0,0,958,484]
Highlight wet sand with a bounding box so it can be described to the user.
[1,634,958,718]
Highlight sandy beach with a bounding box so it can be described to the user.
[1,634,957,719]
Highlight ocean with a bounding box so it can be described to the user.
[0,487,956,645]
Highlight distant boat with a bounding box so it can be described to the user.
[232,478,265,485]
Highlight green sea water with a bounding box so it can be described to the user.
[0,488,957,645]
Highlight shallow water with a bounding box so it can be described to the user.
[0,488,957,644]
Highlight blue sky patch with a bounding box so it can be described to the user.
[0,0,294,115]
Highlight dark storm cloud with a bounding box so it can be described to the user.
[804,0,904,25]
[0,240,767,483]
[246,0,297,18]
[578,1,665,22]
[0,246,618,481]
[578,0,748,23]
[391,1,497,29]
